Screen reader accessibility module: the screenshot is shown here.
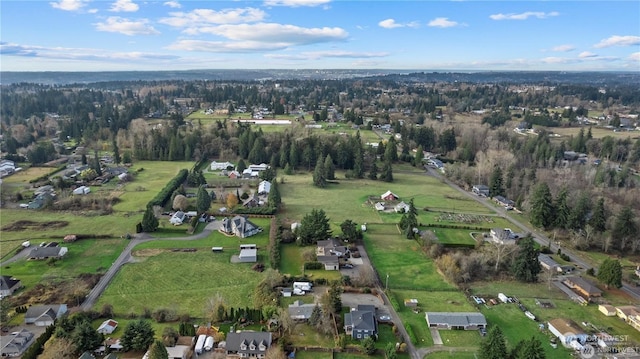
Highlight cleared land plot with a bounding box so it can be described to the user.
[364,224,455,292]
[112,161,194,213]
[425,351,478,359]
[0,209,137,259]
[547,126,640,140]
[1,166,60,186]
[96,250,266,317]
[1,238,126,289]
[430,228,476,246]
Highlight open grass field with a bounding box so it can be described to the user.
[1,238,126,289]
[364,224,455,292]
[430,228,476,246]
[96,250,267,317]
[288,323,335,348]
[294,351,332,359]
[0,209,138,259]
[425,350,478,359]
[438,330,482,348]
[1,166,61,187]
[112,161,194,213]
[547,126,640,140]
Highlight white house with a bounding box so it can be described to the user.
[211,161,234,171]
[258,180,271,194]
[394,201,410,213]
[170,211,186,225]
[248,163,270,172]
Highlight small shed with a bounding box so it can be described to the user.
[404,299,418,308]
[598,304,616,317]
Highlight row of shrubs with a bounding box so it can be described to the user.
[304,262,324,270]
[146,169,188,208]
[233,206,277,215]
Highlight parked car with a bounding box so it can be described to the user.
[341,263,354,269]
[479,328,487,336]
[379,315,391,322]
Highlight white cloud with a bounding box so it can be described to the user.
[629,52,640,61]
[88,8,98,13]
[159,8,266,28]
[594,35,640,48]
[163,1,181,8]
[552,44,575,52]
[428,17,462,28]
[490,11,559,20]
[263,0,330,7]
[190,23,348,45]
[50,0,88,11]
[109,0,139,12]
[94,17,159,36]
[167,40,290,52]
[0,42,178,62]
[378,19,419,29]
[541,56,574,64]
[578,51,597,58]
[264,50,389,60]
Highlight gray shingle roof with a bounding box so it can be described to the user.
[425,312,487,327]
[226,332,272,355]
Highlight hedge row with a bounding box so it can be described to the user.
[405,324,418,344]
[304,261,323,270]
[233,206,277,215]
[28,165,66,184]
[147,169,188,208]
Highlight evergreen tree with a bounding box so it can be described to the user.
[362,336,376,355]
[568,193,591,230]
[489,166,504,198]
[196,185,211,214]
[289,142,299,170]
[384,137,398,163]
[354,145,365,178]
[414,145,424,167]
[93,150,102,176]
[368,161,378,180]
[529,182,554,229]
[237,159,247,173]
[313,160,327,188]
[148,340,169,359]
[141,207,159,232]
[112,139,121,164]
[612,206,637,251]
[324,154,335,180]
[511,237,541,283]
[553,187,570,229]
[268,181,281,208]
[71,320,104,353]
[308,305,321,327]
[479,326,507,359]
[381,161,393,182]
[589,198,606,232]
[512,337,546,359]
[597,258,623,289]
[298,209,331,245]
[120,320,155,352]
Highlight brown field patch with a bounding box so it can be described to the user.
[2,220,69,231]
[132,248,166,257]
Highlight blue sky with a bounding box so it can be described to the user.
[1,0,639,71]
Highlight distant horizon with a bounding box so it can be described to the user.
[2,1,638,72]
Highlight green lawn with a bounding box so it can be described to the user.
[390,290,475,313]
[280,243,306,276]
[438,330,482,348]
[288,323,335,348]
[425,350,478,358]
[430,229,476,246]
[112,161,194,213]
[1,238,127,289]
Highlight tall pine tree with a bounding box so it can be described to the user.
[511,237,541,283]
[479,326,507,359]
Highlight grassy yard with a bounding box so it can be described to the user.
[430,229,476,246]
[96,250,267,317]
[1,238,127,289]
[548,126,640,140]
[438,330,482,348]
[0,209,136,259]
[1,166,61,187]
[288,323,335,348]
[112,161,194,213]
[425,350,478,358]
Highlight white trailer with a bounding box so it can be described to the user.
[204,336,214,351]
[293,282,312,291]
[498,293,509,303]
[195,334,207,354]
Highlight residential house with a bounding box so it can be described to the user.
[242,194,261,208]
[616,306,640,321]
[288,300,316,321]
[248,163,270,172]
[344,305,377,339]
[238,244,257,263]
[242,169,259,179]
[143,345,190,359]
[228,170,241,179]
[0,275,22,297]
[220,216,261,238]
[538,254,561,272]
[25,304,68,326]
[27,246,68,260]
[548,318,588,347]
[170,211,187,225]
[493,196,515,209]
[79,352,96,359]
[472,185,490,197]
[225,331,272,359]
[28,192,55,209]
[0,329,34,357]
[0,159,16,177]
[380,190,399,201]
[563,276,602,300]
[211,161,235,171]
[394,201,410,213]
[97,319,118,335]
[258,180,271,195]
[425,312,487,330]
[598,304,616,317]
[316,239,347,270]
[374,202,385,211]
[489,228,516,245]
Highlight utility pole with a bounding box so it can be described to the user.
[386,273,389,291]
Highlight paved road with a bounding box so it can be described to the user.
[425,167,640,301]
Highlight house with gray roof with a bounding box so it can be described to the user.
[425,312,487,330]
[316,239,347,270]
[225,331,272,358]
[27,246,68,260]
[0,329,34,357]
[344,305,377,340]
[288,300,317,321]
[538,254,561,272]
[0,275,22,297]
[25,304,68,326]
[221,216,261,238]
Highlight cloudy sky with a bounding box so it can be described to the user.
[1,0,639,71]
